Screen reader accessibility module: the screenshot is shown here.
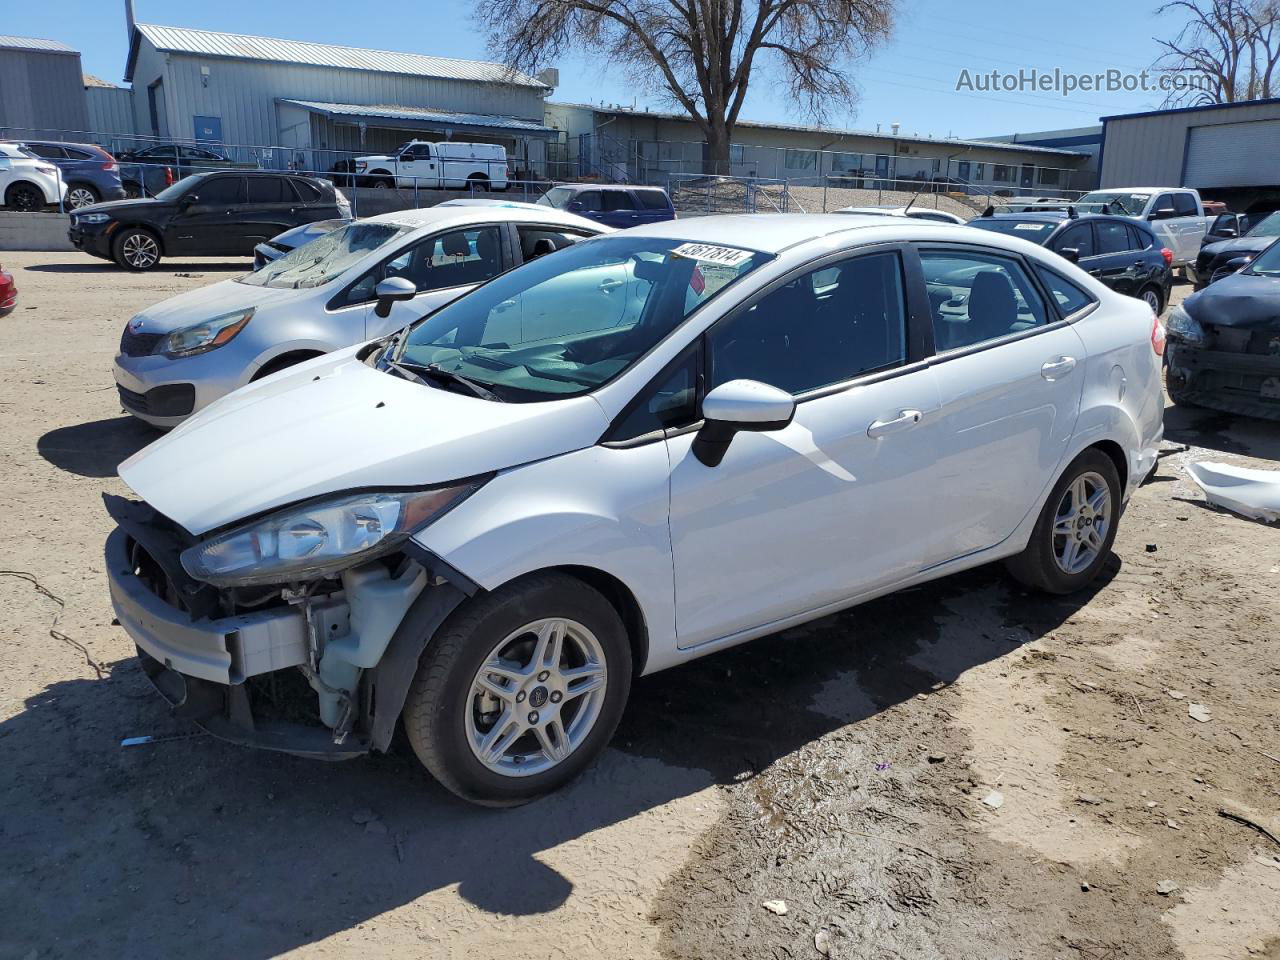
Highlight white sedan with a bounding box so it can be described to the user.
[107,214,1165,806]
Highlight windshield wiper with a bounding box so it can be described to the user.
[400,360,504,402]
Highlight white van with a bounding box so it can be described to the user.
[354,141,509,192]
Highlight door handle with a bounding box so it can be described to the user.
[867,409,923,438]
[599,278,624,292]
[1041,356,1077,380]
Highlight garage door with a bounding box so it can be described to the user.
[1183,120,1280,188]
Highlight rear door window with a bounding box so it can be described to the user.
[634,189,671,210]
[1052,224,1095,259]
[193,176,244,206]
[291,178,323,202]
[575,190,602,211]
[382,225,504,293]
[516,225,594,262]
[246,178,287,203]
[64,147,94,161]
[1127,225,1154,251]
[1096,220,1136,255]
[1034,266,1095,316]
[920,250,1049,351]
[602,191,635,212]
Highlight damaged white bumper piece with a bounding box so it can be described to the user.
[1186,461,1280,523]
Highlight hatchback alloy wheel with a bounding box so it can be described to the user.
[465,617,608,776]
[66,186,99,210]
[1141,288,1161,313]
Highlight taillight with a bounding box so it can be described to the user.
[1160,247,1174,266]
[164,166,175,186]
[1151,314,1166,356]
[101,161,117,172]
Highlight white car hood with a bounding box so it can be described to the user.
[118,350,611,534]
[128,278,302,334]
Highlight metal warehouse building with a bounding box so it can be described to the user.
[1100,99,1280,209]
[0,35,90,138]
[123,22,559,175]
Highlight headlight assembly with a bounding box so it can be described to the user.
[1165,304,1205,345]
[179,483,483,587]
[162,308,255,358]
[78,213,111,224]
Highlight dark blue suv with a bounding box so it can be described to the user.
[536,184,675,228]
[20,140,126,210]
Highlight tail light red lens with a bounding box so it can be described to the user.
[1151,314,1166,357]
[1160,248,1174,266]
[164,166,175,186]
[101,160,118,172]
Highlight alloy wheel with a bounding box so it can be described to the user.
[1142,289,1161,313]
[67,187,98,210]
[7,185,41,212]
[122,233,159,269]
[465,617,608,777]
[1052,471,1112,575]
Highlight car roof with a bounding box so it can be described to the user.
[553,183,664,192]
[364,203,607,233]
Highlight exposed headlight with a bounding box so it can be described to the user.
[180,483,484,587]
[161,308,255,358]
[1165,304,1205,345]
[79,213,111,223]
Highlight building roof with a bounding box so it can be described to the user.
[1101,97,1280,122]
[82,73,119,89]
[279,100,557,137]
[126,23,548,88]
[0,34,78,55]
[550,102,1090,158]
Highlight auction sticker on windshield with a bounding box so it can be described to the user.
[671,243,756,268]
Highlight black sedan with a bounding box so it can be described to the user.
[1166,237,1280,420]
[68,171,349,271]
[1189,211,1280,289]
[967,210,1174,313]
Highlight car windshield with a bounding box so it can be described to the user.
[1245,239,1280,276]
[536,187,574,209]
[1246,212,1280,237]
[239,221,408,289]
[1077,192,1151,216]
[396,235,771,400]
[967,219,1057,242]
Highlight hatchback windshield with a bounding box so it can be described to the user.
[1077,192,1151,216]
[967,219,1058,242]
[536,187,573,209]
[240,222,407,289]
[397,235,770,400]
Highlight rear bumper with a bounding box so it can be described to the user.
[1167,340,1280,420]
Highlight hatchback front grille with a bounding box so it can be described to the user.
[120,328,164,357]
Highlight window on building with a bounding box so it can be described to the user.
[993,165,1012,183]
[729,144,746,165]
[784,149,818,170]
[975,163,986,180]
[1039,167,1061,185]
[831,152,863,173]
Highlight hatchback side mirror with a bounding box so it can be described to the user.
[1058,247,1081,264]
[692,379,796,467]
[373,276,416,318]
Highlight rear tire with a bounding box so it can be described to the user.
[1005,449,1121,595]
[66,183,101,210]
[467,174,490,193]
[4,182,44,212]
[112,227,162,271]
[402,572,632,807]
[122,181,143,199]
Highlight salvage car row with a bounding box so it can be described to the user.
[94,194,1174,807]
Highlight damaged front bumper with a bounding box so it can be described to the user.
[1167,339,1280,420]
[105,510,468,760]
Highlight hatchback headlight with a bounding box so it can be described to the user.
[180,483,484,587]
[161,308,255,358]
[1165,304,1205,345]
[78,213,111,224]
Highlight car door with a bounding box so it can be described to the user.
[599,189,640,228]
[665,247,943,648]
[360,224,507,339]
[166,175,245,255]
[1089,219,1141,295]
[917,245,1087,565]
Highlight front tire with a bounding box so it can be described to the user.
[4,182,44,212]
[113,228,162,271]
[403,572,632,807]
[1005,449,1121,594]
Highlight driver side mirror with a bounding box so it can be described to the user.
[692,380,796,467]
[373,276,416,318]
[1149,208,1176,221]
[567,199,584,212]
[1217,227,1238,239]
[1059,247,1081,264]
[179,193,198,208]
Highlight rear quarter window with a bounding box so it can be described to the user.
[634,189,672,210]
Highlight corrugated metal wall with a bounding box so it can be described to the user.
[86,86,137,140]
[1101,101,1280,187]
[135,38,545,149]
[0,47,90,138]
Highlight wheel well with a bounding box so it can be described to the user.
[5,180,42,198]
[550,565,649,675]
[467,172,489,180]
[251,350,325,381]
[1089,439,1128,492]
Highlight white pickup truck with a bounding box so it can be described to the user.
[1074,187,1210,268]
[354,141,509,191]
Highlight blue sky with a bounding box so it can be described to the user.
[11,0,1183,137]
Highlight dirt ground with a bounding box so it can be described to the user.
[1,249,1277,960]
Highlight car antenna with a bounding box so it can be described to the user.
[903,180,925,213]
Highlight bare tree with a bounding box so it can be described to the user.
[1154,0,1280,105]
[477,0,897,175]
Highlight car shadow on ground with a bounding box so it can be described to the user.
[1163,402,1280,461]
[37,415,158,478]
[0,558,1115,959]
[24,261,251,274]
